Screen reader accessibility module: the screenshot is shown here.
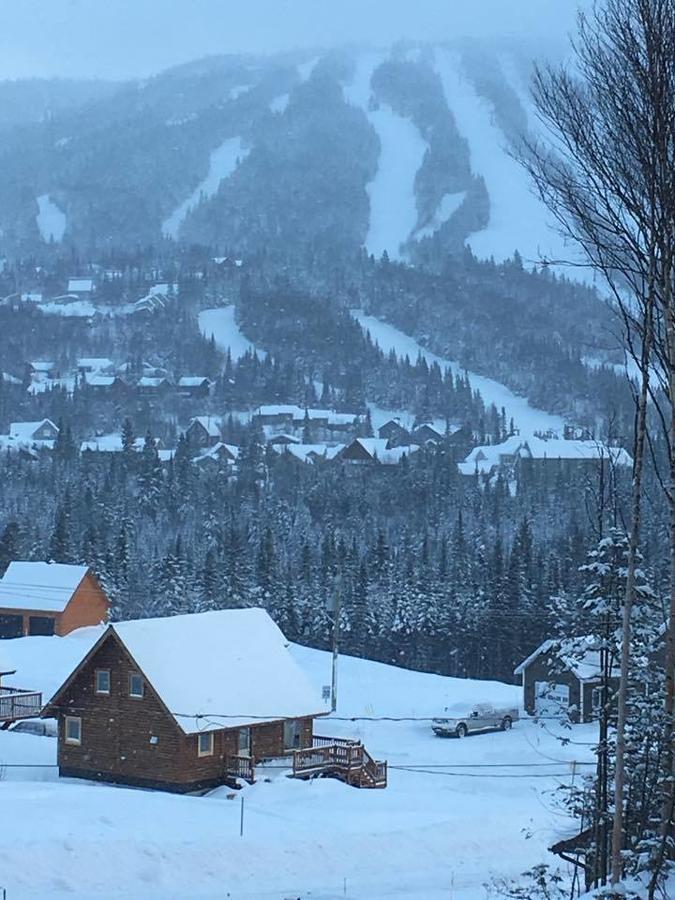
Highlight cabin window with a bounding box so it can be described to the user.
[592,687,603,712]
[128,672,144,698]
[95,669,111,695]
[283,719,301,750]
[65,716,82,745]
[197,732,214,757]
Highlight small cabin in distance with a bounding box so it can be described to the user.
[0,562,110,639]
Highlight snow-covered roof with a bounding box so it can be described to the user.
[348,438,420,464]
[0,372,21,385]
[77,357,114,371]
[178,377,212,388]
[278,443,345,463]
[514,637,604,682]
[137,376,169,388]
[9,420,59,442]
[192,442,239,464]
[459,435,632,476]
[0,562,89,613]
[80,433,146,453]
[101,609,324,734]
[255,405,358,425]
[188,416,221,437]
[29,361,55,373]
[68,278,94,293]
[84,374,117,388]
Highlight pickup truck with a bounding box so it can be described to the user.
[432,702,519,738]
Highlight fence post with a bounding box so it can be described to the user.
[239,795,244,837]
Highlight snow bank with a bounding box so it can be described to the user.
[354,310,564,436]
[36,195,66,243]
[162,137,249,239]
[198,305,263,362]
[345,54,428,261]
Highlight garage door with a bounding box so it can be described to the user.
[0,614,24,639]
[534,681,570,718]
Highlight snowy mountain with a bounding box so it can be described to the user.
[0,43,572,269]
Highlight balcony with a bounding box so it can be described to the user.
[0,686,43,726]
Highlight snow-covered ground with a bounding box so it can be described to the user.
[36,194,66,243]
[435,49,567,268]
[162,137,249,239]
[0,631,594,900]
[269,92,289,114]
[345,54,427,261]
[415,190,466,241]
[354,310,564,436]
[198,305,264,361]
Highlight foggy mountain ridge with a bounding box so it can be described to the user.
[0,42,570,271]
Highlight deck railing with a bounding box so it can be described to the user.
[0,687,43,723]
[225,754,255,783]
[293,736,387,788]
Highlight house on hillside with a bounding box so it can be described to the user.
[186,416,221,448]
[0,562,110,639]
[514,638,619,724]
[192,442,239,466]
[0,647,42,728]
[177,377,213,399]
[67,278,95,297]
[8,419,60,453]
[28,361,56,380]
[412,423,445,445]
[137,376,172,397]
[459,435,632,478]
[340,437,420,465]
[378,419,412,446]
[77,358,114,375]
[42,609,327,792]
[82,373,127,396]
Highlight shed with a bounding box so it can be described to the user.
[514,638,617,723]
[0,562,110,639]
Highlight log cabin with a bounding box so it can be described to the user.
[0,562,110,639]
[42,608,327,793]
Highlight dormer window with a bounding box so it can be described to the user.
[95,669,110,695]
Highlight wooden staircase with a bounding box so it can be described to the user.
[291,735,387,789]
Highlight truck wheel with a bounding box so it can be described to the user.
[456,723,468,738]
[501,717,512,731]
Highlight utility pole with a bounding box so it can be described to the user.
[331,577,341,713]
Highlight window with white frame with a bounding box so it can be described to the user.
[65,716,82,745]
[128,672,144,698]
[198,731,214,757]
[95,669,111,695]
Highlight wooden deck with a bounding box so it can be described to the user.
[292,735,387,788]
[224,754,255,784]
[0,687,43,728]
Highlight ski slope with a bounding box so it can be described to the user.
[0,631,594,900]
[345,54,428,261]
[198,305,263,361]
[36,194,66,243]
[353,310,564,436]
[435,49,565,267]
[162,137,249,239]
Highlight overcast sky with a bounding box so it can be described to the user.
[0,0,584,81]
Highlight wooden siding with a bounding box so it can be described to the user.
[57,572,109,635]
[51,631,316,793]
[521,651,583,721]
